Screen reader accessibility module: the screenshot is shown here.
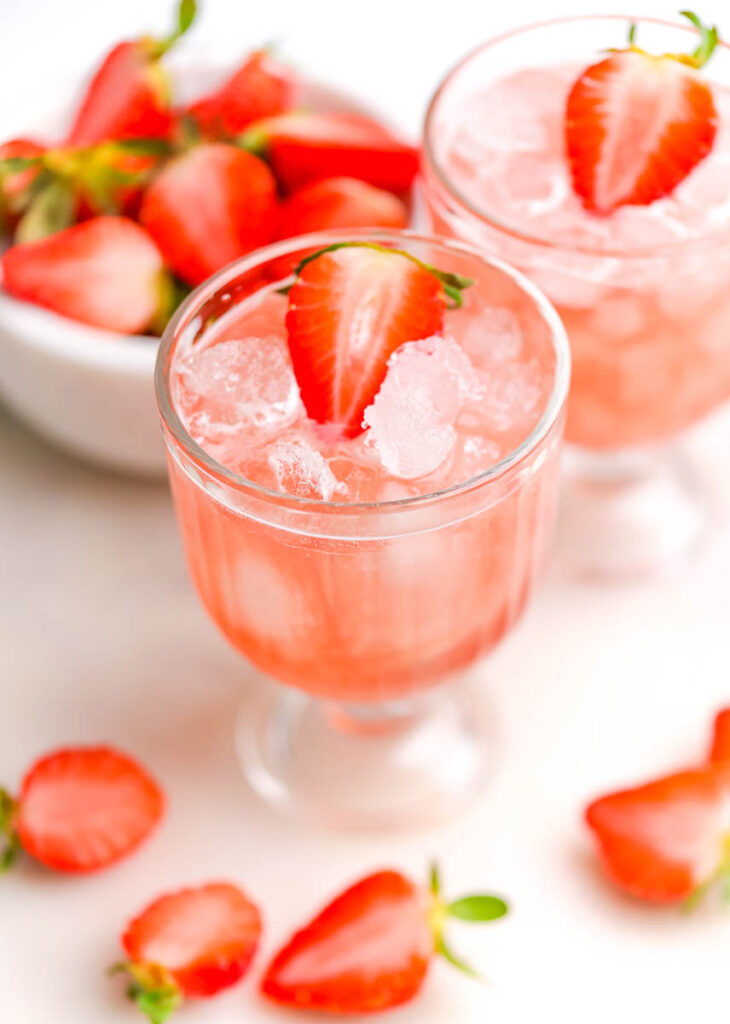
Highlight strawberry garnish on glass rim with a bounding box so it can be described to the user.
[284,241,472,438]
[585,707,730,905]
[565,11,720,213]
[261,865,508,1014]
[112,883,262,1023]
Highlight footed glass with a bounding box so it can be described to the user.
[156,231,569,827]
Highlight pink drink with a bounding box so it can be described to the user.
[158,233,568,704]
[423,17,730,449]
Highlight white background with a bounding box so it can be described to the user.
[2,1,730,1021]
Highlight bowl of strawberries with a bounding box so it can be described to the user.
[0,0,417,475]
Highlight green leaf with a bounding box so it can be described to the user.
[15,179,76,244]
[447,894,509,923]
[429,863,441,897]
[434,933,481,979]
[627,22,637,46]
[133,985,182,1024]
[112,138,172,157]
[177,0,197,38]
[236,125,271,156]
[0,789,20,873]
[680,11,720,68]
[0,156,41,175]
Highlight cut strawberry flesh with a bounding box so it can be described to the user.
[122,883,262,998]
[566,49,718,213]
[16,746,164,872]
[285,246,447,436]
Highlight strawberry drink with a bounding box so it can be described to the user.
[156,230,569,826]
[423,14,730,578]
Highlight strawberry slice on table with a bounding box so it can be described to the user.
[261,866,507,1014]
[65,0,197,147]
[285,242,472,437]
[186,49,296,139]
[276,176,408,240]
[0,746,164,873]
[114,883,262,1022]
[709,708,730,764]
[0,215,171,334]
[565,11,720,213]
[139,142,277,286]
[242,111,419,193]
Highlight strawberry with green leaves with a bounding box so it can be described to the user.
[585,706,730,904]
[261,865,507,1014]
[186,49,296,139]
[284,242,472,437]
[0,216,173,334]
[113,883,262,1023]
[139,143,277,286]
[565,11,720,213]
[66,0,197,147]
[242,111,419,194]
[0,746,164,873]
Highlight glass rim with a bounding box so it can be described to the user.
[422,13,730,259]
[155,228,570,514]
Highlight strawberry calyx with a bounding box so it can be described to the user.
[289,242,474,308]
[0,788,20,873]
[682,835,730,911]
[616,10,720,69]
[142,0,198,61]
[110,961,183,1024]
[426,864,508,977]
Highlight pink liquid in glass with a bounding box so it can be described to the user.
[159,235,568,703]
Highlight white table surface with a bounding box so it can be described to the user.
[2,1,730,1021]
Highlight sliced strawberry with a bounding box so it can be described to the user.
[0,746,164,873]
[187,50,296,139]
[565,13,719,213]
[245,111,419,193]
[277,176,408,240]
[261,866,507,1014]
[0,216,169,334]
[118,882,261,1018]
[139,143,277,286]
[709,708,730,764]
[285,243,471,437]
[65,0,197,146]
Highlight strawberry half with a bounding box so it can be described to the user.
[186,49,296,139]
[261,866,507,1014]
[709,708,730,764]
[285,242,472,437]
[65,0,197,147]
[115,883,262,1021]
[139,143,277,286]
[243,111,419,193]
[0,746,164,873]
[276,176,408,240]
[565,12,719,213]
[0,216,170,334]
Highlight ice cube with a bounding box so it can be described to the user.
[362,336,476,479]
[457,304,523,367]
[268,437,346,501]
[176,336,303,446]
[451,435,504,484]
[478,152,569,220]
[464,360,543,435]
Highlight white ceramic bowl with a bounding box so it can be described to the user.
[0,71,391,476]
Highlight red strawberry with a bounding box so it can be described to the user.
[565,12,719,213]
[262,866,506,1013]
[187,50,296,139]
[1,216,170,334]
[244,111,419,193]
[277,176,408,240]
[65,0,197,147]
[709,708,730,764]
[115,883,262,1021]
[0,746,164,873]
[139,143,277,286]
[285,242,471,436]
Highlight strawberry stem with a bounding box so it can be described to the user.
[290,242,474,308]
[0,788,20,873]
[154,0,197,57]
[110,962,182,1024]
[681,11,720,68]
[426,863,509,979]
[627,22,638,46]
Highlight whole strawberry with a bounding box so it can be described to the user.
[585,706,730,904]
[113,883,262,1022]
[565,11,719,212]
[261,865,507,1014]
[0,746,164,873]
[66,0,197,147]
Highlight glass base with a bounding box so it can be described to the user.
[556,445,706,582]
[236,679,493,829]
